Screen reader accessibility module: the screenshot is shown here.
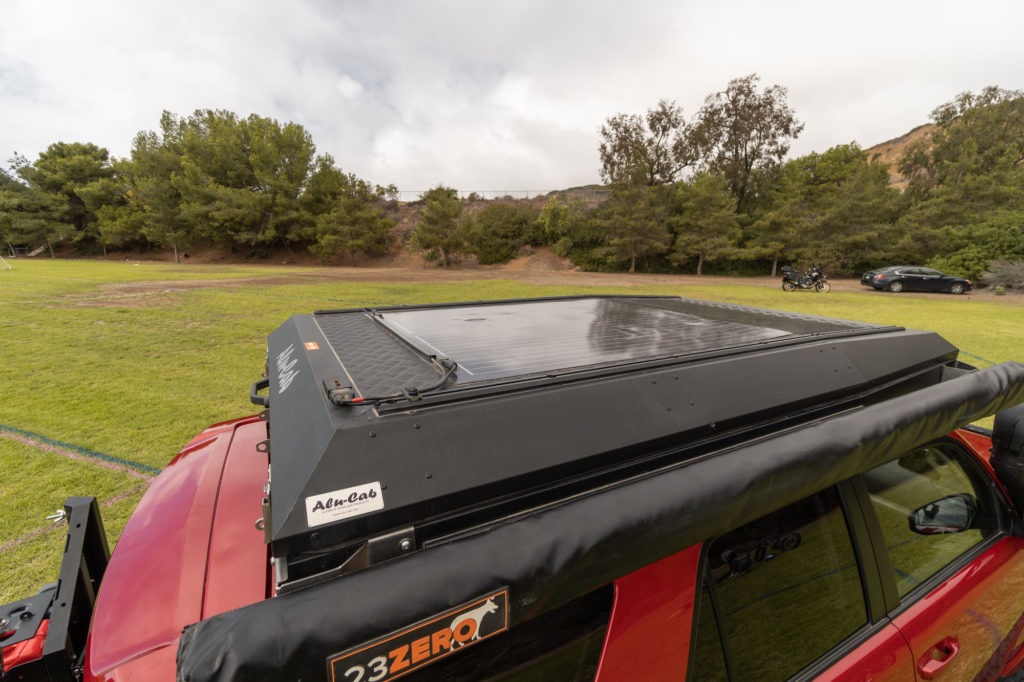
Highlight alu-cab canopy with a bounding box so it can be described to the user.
[261,296,960,582]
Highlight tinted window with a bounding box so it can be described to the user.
[689,487,867,681]
[862,442,1000,599]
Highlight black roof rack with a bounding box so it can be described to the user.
[259,296,958,585]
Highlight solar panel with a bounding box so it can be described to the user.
[374,298,792,382]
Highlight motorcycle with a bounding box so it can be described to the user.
[781,265,830,293]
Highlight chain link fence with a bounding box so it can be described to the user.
[395,188,610,202]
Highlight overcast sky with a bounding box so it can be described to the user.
[2,0,1022,195]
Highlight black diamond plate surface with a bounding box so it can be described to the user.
[315,311,442,398]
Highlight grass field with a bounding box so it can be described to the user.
[1,259,1021,602]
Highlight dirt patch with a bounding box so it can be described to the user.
[502,249,574,272]
[79,246,1022,305]
[88,269,1013,303]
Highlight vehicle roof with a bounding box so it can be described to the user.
[870,265,958,275]
[262,296,964,572]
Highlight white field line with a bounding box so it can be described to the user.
[0,429,155,480]
[0,482,151,554]
[0,429,156,553]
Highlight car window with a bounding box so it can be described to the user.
[861,442,1000,599]
[920,268,941,277]
[688,487,867,681]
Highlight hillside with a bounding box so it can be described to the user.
[863,124,937,189]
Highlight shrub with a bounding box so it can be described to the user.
[981,260,1024,289]
[466,202,540,265]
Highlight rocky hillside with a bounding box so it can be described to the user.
[863,124,937,189]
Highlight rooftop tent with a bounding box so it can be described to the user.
[259,296,957,581]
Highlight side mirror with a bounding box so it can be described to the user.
[909,493,977,535]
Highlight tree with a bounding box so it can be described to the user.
[239,113,317,246]
[751,145,899,275]
[537,196,588,248]
[112,119,193,261]
[929,213,1024,280]
[811,148,900,273]
[896,87,1024,271]
[0,165,66,256]
[742,166,803,276]
[120,110,374,260]
[169,109,316,250]
[598,100,693,186]
[535,196,604,268]
[304,156,395,264]
[595,185,670,273]
[14,142,116,251]
[667,173,740,275]
[464,202,540,265]
[901,86,1024,199]
[690,74,804,213]
[0,168,15,253]
[901,88,1024,215]
[410,186,466,267]
[928,85,1024,127]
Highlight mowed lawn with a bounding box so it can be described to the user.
[1,259,1021,602]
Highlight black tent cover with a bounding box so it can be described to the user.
[177,362,1024,681]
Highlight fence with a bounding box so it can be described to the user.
[394,188,611,202]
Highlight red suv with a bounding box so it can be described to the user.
[4,296,1024,681]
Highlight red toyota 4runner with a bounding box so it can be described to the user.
[3,296,1024,682]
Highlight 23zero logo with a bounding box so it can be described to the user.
[327,589,509,681]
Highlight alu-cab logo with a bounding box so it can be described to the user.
[305,482,385,527]
[327,589,509,681]
[275,342,300,393]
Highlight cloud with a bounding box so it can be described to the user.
[2,0,1023,189]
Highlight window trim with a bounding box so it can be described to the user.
[687,480,884,682]
[837,479,892,624]
[689,560,735,682]
[849,437,1012,616]
[845,476,901,615]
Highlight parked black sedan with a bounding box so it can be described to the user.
[860,266,972,294]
